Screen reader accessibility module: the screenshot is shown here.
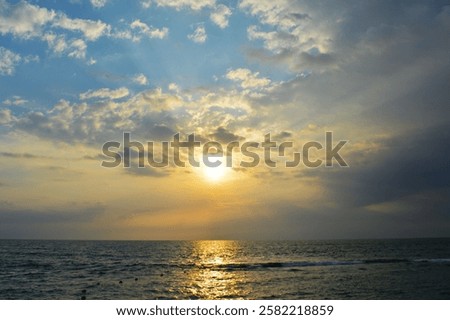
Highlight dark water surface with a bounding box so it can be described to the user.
[1,239,449,299]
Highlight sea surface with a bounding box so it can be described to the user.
[1,239,449,299]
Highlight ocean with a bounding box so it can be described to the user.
[0,239,449,300]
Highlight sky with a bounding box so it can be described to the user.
[0,0,449,240]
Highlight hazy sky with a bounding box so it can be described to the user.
[0,0,449,240]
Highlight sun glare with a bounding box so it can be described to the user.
[203,165,229,182]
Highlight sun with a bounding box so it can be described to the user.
[203,165,228,182]
[198,154,235,183]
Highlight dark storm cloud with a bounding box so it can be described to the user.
[245,0,450,71]
[299,51,335,66]
[204,193,450,240]
[361,67,450,129]
[324,125,450,207]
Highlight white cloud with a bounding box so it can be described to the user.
[87,57,97,65]
[3,96,28,106]
[168,83,179,92]
[43,33,68,55]
[90,0,108,8]
[133,74,149,86]
[239,0,299,29]
[79,87,130,100]
[111,29,135,41]
[0,1,110,41]
[154,0,215,11]
[67,39,87,59]
[0,47,22,76]
[0,1,111,64]
[210,4,232,29]
[141,0,152,9]
[23,55,39,64]
[247,25,285,52]
[0,1,56,39]
[130,19,169,40]
[8,86,252,146]
[43,34,87,60]
[134,88,183,111]
[226,68,271,89]
[54,14,110,41]
[188,25,207,43]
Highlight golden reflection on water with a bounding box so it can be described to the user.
[184,241,250,299]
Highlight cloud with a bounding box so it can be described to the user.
[0,204,105,229]
[239,0,308,29]
[125,165,170,178]
[0,1,109,41]
[2,96,28,106]
[210,4,232,29]
[90,0,108,8]
[0,47,22,76]
[67,38,87,59]
[130,19,169,40]
[0,108,13,124]
[79,87,130,100]
[43,34,87,59]
[132,73,149,86]
[134,87,184,111]
[208,126,244,143]
[23,55,39,63]
[154,0,215,11]
[141,0,152,9]
[272,131,292,140]
[0,1,112,63]
[325,125,450,208]
[43,33,68,55]
[186,103,250,135]
[54,14,110,41]
[115,146,172,178]
[0,0,56,38]
[168,83,179,92]
[238,0,450,126]
[240,1,336,72]
[241,0,450,76]
[5,85,251,150]
[0,47,39,76]
[0,152,44,159]
[226,68,271,89]
[9,88,182,144]
[188,25,207,43]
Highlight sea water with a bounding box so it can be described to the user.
[1,239,449,299]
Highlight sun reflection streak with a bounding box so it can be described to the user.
[184,241,250,299]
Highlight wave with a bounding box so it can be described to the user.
[201,257,450,270]
[413,258,450,263]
